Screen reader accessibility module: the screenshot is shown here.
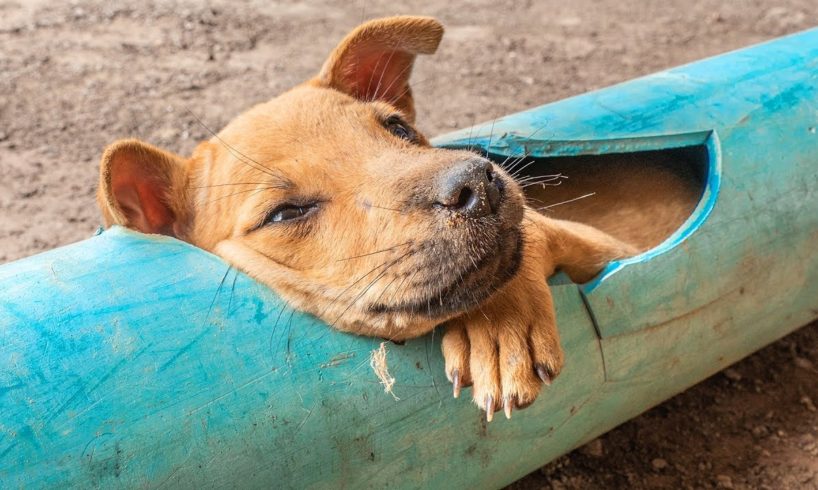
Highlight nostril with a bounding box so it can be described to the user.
[435,159,499,217]
[455,186,473,209]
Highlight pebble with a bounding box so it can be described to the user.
[801,395,817,412]
[724,368,742,381]
[651,458,668,470]
[752,425,769,438]
[794,357,815,370]
[580,438,604,458]
[716,474,734,488]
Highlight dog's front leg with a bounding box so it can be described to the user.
[441,207,635,420]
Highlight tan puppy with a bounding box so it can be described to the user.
[97,16,635,420]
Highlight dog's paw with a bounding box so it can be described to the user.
[441,274,563,421]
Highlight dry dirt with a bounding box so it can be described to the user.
[1,1,817,488]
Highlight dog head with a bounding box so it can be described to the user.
[98,16,525,340]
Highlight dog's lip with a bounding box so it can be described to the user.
[367,227,523,318]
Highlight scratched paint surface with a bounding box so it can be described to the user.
[2,28,818,489]
[0,227,604,488]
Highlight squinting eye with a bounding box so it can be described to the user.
[264,202,318,225]
[385,116,415,142]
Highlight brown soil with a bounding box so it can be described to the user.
[1,1,816,488]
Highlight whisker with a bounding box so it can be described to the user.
[466,114,476,153]
[374,37,413,102]
[383,76,439,109]
[504,153,533,174]
[372,50,397,102]
[537,192,596,211]
[331,249,415,327]
[205,186,279,205]
[496,152,517,171]
[517,176,568,189]
[337,241,412,261]
[284,307,297,364]
[368,204,404,213]
[509,159,538,179]
[205,265,232,324]
[192,182,283,189]
[485,117,497,158]
[227,268,239,314]
[369,272,404,308]
[425,327,441,401]
[515,173,566,184]
[318,254,404,319]
[186,108,289,185]
[366,50,389,102]
[499,120,553,173]
[269,303,292,362]
[521,180,565,189]
[385,267,419,306]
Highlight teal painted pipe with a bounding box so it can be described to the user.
[3,28,818,489]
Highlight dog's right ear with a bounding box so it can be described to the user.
[315,16,444,122]
[97,139,189,237]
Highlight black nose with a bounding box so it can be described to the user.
[435,158,501,218]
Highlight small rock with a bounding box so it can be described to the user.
[518,75,535,86]
[794,357,815,370]
[550,481,567,490]
[724,368,742,381]
[752,425,769,438]
[651,458,668,470]
[716,474,734,488]
[556,16,582,27]
[580,438,604,458]
[801,395,817,412]
[709,12,725,23]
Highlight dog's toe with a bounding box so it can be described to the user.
[466,326,502,421]
[498,326,542,417]
[442,319,472,398]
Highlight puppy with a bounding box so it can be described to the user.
[96,16,634,420]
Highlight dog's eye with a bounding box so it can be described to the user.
[384,116,415,142]
[264,203,318,224]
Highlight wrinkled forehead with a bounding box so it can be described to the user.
[216,86,402,159]
[204,85,409,184]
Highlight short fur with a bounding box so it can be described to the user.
[97,16,637,419]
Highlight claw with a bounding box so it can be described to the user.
[536,363,553,386]
[503,395,513,419]
[485,395,494,422]
[452,369,461,399]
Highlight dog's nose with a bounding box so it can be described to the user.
[435,158,501,218]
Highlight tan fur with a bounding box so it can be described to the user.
[526,152,702,252]
[97,16,663,419]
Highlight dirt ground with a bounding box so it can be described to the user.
[1,0,817,488]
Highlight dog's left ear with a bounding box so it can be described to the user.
[316,16,444,122]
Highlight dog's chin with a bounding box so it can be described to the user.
[367,226,523,323]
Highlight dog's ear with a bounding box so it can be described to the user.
[316,16,444,122]
[97,139,189,237]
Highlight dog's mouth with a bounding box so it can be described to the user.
[367,225,523,319]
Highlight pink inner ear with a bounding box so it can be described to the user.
[345,48,413,105]
[111,158,175,235]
